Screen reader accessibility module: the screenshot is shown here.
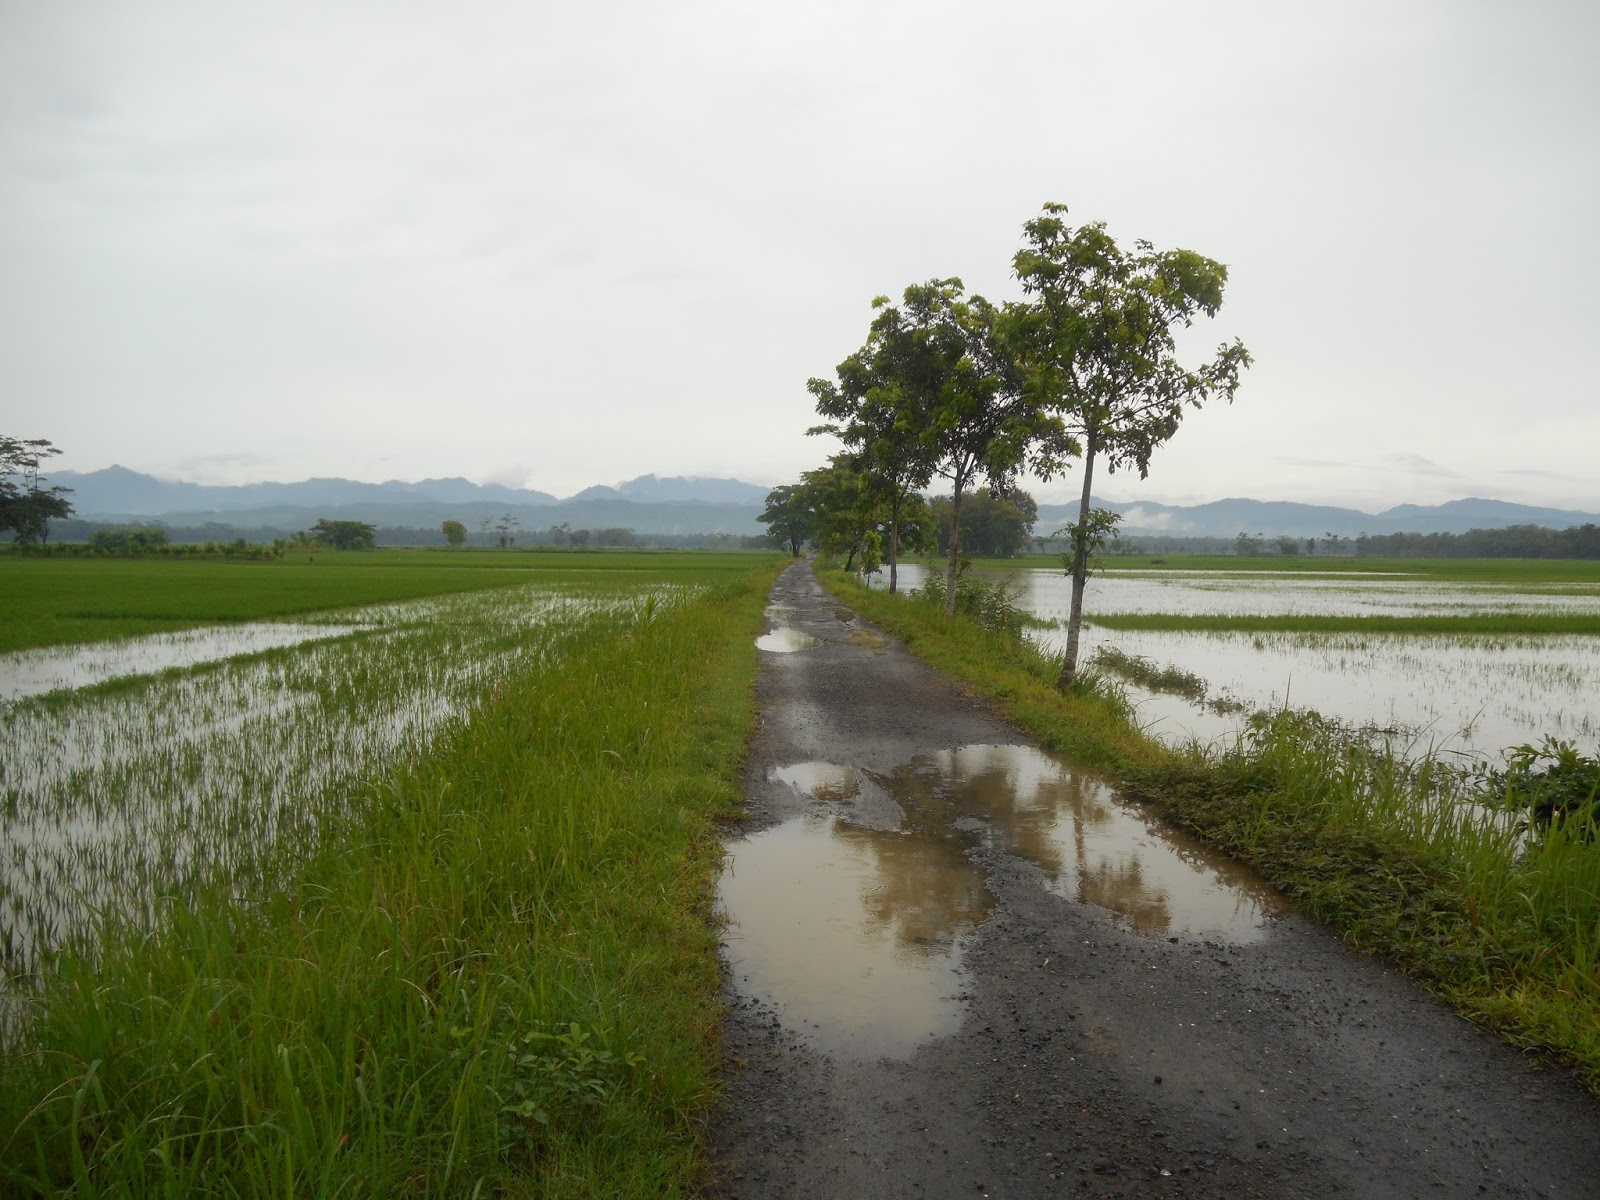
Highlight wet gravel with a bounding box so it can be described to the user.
[706,561,1600,1198]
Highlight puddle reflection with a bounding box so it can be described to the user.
[720,744,1281,1058]
[757,627,822,652]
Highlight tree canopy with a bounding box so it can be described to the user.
[0,436,74,546]
[800,201,1247,672]
[870,279,1067,611]
[1012,203,1250,685]
[309,519,377,550]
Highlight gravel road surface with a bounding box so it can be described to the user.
[707,562,1600,1199]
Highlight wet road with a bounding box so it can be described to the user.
[708,561,1600,1198]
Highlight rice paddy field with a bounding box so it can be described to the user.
[0,548,783,1196]
[874,557,1600,765]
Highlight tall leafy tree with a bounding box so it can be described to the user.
[1012,204,1251,686]
[309,518,377,550]
[758,483,816,557]
[801,455,886,574]
[808,298,940,594]
[877,279,1067,613]
[0,436,74,546]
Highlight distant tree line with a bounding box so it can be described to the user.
[1356,524,1600,559]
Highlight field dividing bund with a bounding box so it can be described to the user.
[0,550,783,1196]
[821,562,1600,1095]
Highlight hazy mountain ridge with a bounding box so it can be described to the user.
[1035,496,1600,539]
[48,467,1600,539]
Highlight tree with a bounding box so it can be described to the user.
[441,519,467,547]
[802,455,884,574]
[495,513,519,548]
[930,487,1038,558]
[808,296,942,593]
[0,436,74,546]
[309,518,376,550]
[1012,203,1251,687]
[876,280,1066,613]
[759,483,817,557]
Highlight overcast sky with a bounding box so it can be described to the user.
[3,1,1596,512]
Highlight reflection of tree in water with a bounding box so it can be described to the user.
[863,745,1179,941]
[833,822,989,957]
[1075,854,1173,935]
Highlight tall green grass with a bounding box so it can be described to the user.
[818,565,1600,1091]
[1,562,781,1196]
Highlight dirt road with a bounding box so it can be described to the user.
[707,562,1600,1198]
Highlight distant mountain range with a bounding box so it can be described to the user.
[52,468,771,536]
[1035,496,1600,540]
[48,466,1600,540]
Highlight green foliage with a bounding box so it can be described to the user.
[87,526,169,554]
[1011,203,1250,686]
[0,435,74,546]
[929,486,1038,558]
[758,483,815,557]
[910,566,1028,640]
[308,518,377,550]
[1090,646,1208,702]
[1480,738,1600,837]
[440,518,467,547]
[1358,524,1600,560]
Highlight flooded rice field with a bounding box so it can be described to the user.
[719,743,1280,1059]
[0,622,363,703]
[872,563,1600,762]
[0,584,681,979]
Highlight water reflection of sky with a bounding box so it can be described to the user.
[0,623,361,703]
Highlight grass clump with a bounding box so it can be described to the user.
[1090,646,1209,703]
[0,562,781,1196]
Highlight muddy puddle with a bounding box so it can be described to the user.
[756,605,822,652]
[756,627,822,653]
[0,622,362,703]
[720,743,1280,1058]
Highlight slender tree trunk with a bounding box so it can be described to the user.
[945,480,964,615]
[888,507,900,595]
[1057,427,1098,689]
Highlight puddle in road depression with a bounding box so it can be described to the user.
[720,743,1282,1058]
[756,627,822,652]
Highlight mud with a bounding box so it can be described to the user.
[708,561,1600,1197]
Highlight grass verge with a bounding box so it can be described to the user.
[819,565,1600,1094]
[0,561,781,1196]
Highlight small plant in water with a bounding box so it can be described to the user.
[1480,737,1600,838]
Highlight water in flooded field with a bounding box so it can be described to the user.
[719,744,1280,1058]
[0,584,678,978]
[0,623,364,703]
[871,563,1600,759]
